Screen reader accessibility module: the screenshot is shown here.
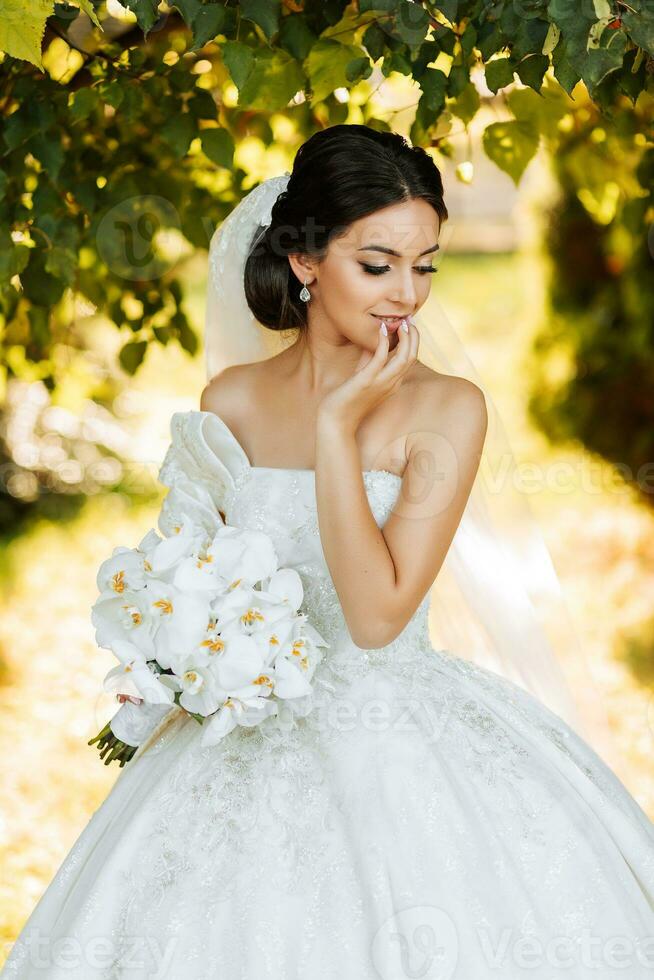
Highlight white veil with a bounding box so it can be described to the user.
[205,170,614,754]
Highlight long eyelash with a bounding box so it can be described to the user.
[361,263,438,276]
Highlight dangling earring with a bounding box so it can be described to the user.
[299,277,311,302]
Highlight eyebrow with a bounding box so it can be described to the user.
[357,244,440,256]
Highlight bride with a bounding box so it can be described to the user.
[3,124,654,980]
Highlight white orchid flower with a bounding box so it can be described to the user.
[257,567,304,612]
[214,585,296,644]
[171,536,232,595]
[269,644,318,698]
[200,694,279,747]
[103,657,175,705]
[137,527,164,553]
[145,512,207,576]
[192,618,226,668]
[95,546,149,595]
[91,593,157,659]
[208,525,278,587]
[177,664,227,716]
[210,633,265,692]
[146,580,212,670]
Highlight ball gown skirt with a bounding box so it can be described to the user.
[2,410,654,980]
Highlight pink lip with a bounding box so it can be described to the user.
[372,315,405,332]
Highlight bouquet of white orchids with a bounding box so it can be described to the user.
[88,509,328,767]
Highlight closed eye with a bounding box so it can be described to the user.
[360,263,437,276]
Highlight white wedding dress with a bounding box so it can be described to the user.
[3,409,654,980]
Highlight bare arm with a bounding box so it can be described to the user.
[315,377,488,649]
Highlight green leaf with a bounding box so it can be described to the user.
[28,304,50,347]
[551,37,581,94]
[120,84,145,123]
[190,5,230,50]
[0,243,29,282]
[482,120,540,185]
[119,340,148,375]
[450,81,480,126]
[384,50,412,75]
[69,87,99,121]
[393,3,429,48]
[304,39,364,101]
[121,0,160,36]
[0,0,54,69]
[279,13,318,61]
[172,310,198,355]
[511,17,550,61]
[201,128,234,169]
[45,246,77,285]
[27,135,65,180]
[362,21,387,60]
[585,32,628,87]
[346,56,373,83]
[77,0,101,28]
[160,114,196,157]
[238,48,306,110]
[622,10,654,56]
[3,102,42,149]
[419,67,447,114]
[21,250,66,306]
[188,90,217,119]
[240,0,281,41]
[222,40,255,90]
[359,0,397,11]
[460,23,477,59]
[447,65,469,98]
[170,0,202,27]
[477,21,505,60]
[485,57,515,94]
[516,53,549,92]
[507,83,570,141]
[99,79,125,109]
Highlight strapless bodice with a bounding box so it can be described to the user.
[156,410,433,664]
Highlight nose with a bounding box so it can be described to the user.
[389,267,418,308]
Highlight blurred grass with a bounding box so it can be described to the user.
[1,248,653,964]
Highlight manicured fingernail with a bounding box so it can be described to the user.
[401,319,408,332]
[380,321,387,336]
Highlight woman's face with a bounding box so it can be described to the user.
[290,197,441,353]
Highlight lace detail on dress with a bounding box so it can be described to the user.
[3,410,654,980]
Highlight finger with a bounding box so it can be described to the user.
[360,321,390,378]
[377,317,412,381]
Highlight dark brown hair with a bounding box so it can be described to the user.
[243,124,448,332]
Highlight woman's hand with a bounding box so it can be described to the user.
[317,316,419,434]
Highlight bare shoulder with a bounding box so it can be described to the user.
[200,363,258,421]
[407,362,488,449]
